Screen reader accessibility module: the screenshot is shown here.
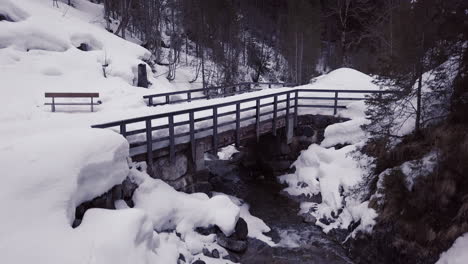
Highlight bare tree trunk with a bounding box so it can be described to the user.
[415,33,425,135]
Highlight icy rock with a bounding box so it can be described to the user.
[122,177,138,200]
[234,218,248,240]
[211,249,220,258]
[202,248,212,258]
[178,253,186,263]
[195,226,217,236]
[302,214,317,224]
[192,260,206,264]
[223,254,240,263]
[152,154,188,181]
[217,232,248,253]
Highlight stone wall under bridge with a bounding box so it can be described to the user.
[131,114,348,192]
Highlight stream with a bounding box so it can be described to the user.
[207,159,354,264]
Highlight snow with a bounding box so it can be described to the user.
[0,128,161,263]
[311,68,379,91]
[320,117,369,148]
[0,127,241,263]
[278,74,379,237]
[217,145,239,160]
[130,169,240,237]
[436,233,468,264]
[0,0,388,261]
[213,193,275,246]
[400,151,438,191]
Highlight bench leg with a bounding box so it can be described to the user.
[91,97,94,112]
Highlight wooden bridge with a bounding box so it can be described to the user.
[92,88,392,177]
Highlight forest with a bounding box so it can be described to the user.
[98,0,466,87]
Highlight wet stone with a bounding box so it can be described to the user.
[202,248,212,258]
[217,232,248,253]
[211,249,220,258]
[234,218,248,240]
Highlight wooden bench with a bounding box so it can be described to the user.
[45,92,101,112]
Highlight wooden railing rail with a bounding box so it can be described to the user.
[143,82,296,106]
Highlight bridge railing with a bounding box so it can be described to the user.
[142,82,296,106]
[92,89,395,168]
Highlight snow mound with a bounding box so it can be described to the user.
[130,169,240,237]
[311,68,378,91]
[437,233,468,264]
[279,98,377,236]
[0,129,167,263]
[321,118,369,148]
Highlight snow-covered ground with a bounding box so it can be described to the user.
[0,0,391,263]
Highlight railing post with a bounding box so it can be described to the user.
[148,97,153,106]
[91,97,94,112]
[235,103,241,147]
[165,95,170,104]
[189,112,195,162]
[294,90,299,127]
[187,92,192,102]
[119,124,126,138]
[285,92,291,131]
[168,115,175,164]
[145,119,153,174]
[256,98,260,142]
[52,97,55,112]
[268,83,271,88]
[212,107,218,155]
[285,92,294,144]
[273,95,278,136]
[333,91,339,115]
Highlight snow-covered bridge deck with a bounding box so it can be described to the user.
[92,88,392,168]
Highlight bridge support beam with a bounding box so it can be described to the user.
[189,141,206,172]
[285,116,294,144]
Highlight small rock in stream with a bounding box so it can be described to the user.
[177,253,186,263]
[302,213,317,223]
[202,248,212,258]
[234,218,248,240]
[217,233,248,253]
[223,254,240,263]
[211,248,220,258]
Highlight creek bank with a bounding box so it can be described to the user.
[203,115,354,263]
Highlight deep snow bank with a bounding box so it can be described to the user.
[0,128,163,263]
[0,128,243,263]
[279,69,379,237]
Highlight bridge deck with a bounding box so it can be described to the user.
[92,88,396,166]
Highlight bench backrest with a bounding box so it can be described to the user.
[45,92,99,98]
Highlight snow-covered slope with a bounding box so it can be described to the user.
[0,1,386,262]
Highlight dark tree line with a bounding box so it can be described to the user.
[95,0,466,91]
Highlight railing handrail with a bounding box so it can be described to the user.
[143,81,296,99]
[93,88,395,129]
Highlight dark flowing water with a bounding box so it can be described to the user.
[207,159,354,264]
